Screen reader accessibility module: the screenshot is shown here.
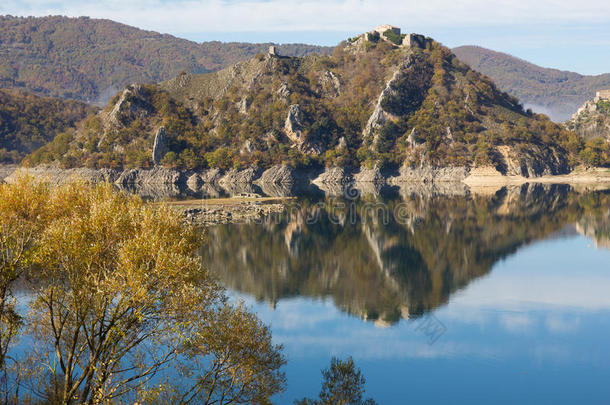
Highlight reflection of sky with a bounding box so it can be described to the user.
[231,234,610,404]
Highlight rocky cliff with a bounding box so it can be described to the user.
[564,95,610,167]
[566,97,610,142]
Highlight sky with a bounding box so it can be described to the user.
[2,0,609,75]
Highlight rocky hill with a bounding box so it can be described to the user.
[0,89,94,163]
[28,29,594,178]
[0,15,331,105]
[565,91,610,166]
[453,46,610,121]
[567,91,610,140]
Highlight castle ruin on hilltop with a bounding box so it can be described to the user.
[571,89,610,120]
[371,24,430,49]
[595,90,610,102]
[374,24,401,36]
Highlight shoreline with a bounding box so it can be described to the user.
[463,166,610,185]
[2,165,610,195]
[3,164,608,225]
[167,197,289,225]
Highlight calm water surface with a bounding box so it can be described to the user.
[202,184,610,404]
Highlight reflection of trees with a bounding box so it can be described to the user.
[203,184,607,325]
[295,357,377,405]
[576,190,610,249]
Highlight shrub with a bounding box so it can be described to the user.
[383,29,402,45]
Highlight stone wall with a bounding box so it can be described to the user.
[595,89,610,101]
[403,34,429,49]
[374,24,400,36]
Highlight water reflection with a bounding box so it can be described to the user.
[202,184,610,325]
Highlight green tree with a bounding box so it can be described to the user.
[580,137,610,167]
[295,357,377,405]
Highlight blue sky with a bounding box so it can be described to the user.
[2,0,609,75]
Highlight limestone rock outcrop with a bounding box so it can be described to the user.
[6,166,120,185]
[321,71,341,96]
[362,54,428,150]
[312,167,351,184]
[388,164,470,183]
[105,84,152,128]
[284,104,305,145]
[219,167,262,186]
[495,144,570,177]
[152,127,168,165]
[353,166,385,184]
[257,165,296,184]
[186,173,203,192]
[0,165,17,183]
[566,95,610,141]
[277,82,291,99]
[115,167,183,185]
[200,168,223,183]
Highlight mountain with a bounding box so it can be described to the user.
[0,15,331,105]
[0,89,94,163]
[452,46,610,122]
[27,29,593,175]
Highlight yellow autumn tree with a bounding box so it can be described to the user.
[0,176,285,404]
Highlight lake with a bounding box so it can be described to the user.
[201,183,610,404]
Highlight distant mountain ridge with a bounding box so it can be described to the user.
[0,89,94,163]
[452,45,610,121]
[0,15,332,105]
[1,15,606,125]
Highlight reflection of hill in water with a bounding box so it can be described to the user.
[575,191,610,249]
[201,184,610,325]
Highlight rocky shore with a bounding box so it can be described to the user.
[2,164,608,228]
[2,163,609,201]
[170,198,288,226]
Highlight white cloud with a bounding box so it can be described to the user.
[2,0,609,36]
[545,315,581,333]
[500,313,534,333]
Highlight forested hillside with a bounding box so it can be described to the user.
[453,45,610,121]
[29,31,590,174]
[0,89,94,163]
[0,15,331,104]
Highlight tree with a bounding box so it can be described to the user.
[580,137,610,168]
[0,175,52,402]
[147,304,286,405]
[295,357,377,405]
[0,177,286,404]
